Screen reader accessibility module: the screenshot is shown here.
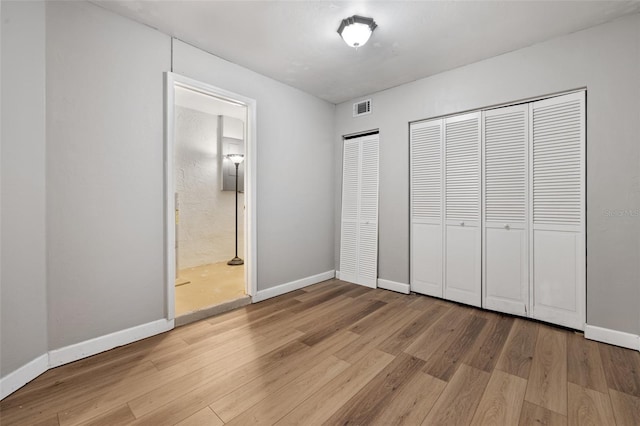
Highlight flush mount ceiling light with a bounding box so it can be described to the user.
[337,15,377,49]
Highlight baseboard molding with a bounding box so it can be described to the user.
[377,278,410,294]
[0,354,49,400]
[585,324,640,351]
[48,318,174,368]
[1,318,175,400]
[252,270,335,303]
[335,270,340,279]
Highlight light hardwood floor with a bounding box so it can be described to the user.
[2,279,640,425]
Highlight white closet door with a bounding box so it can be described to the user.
[444,112,481,307]
[339,134,379,288]
[339,139,360,285]
[410,119,443,297]
[357,136,379,287]
[530,92,585,330]
[483,104,529,316]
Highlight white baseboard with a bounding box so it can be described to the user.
[0,354,49,400]
[585,324,640,351]
[377,278,410,294]
[2,318,175,400]
[252,270,335,303]
[335,270,340,279]
[48,318,174,368]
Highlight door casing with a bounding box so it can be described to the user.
[164,72,258,321]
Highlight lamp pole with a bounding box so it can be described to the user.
[227,154,244,266]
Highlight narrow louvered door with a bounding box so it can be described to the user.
[530,92,585,330]
[410,119,443,297]
[357,136,379,287]
[483,105,529,316]
[444,112,482,306]
[339,134,379,288]
[339,139,360,285]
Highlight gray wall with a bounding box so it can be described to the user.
[43,1,335,351]
[334,14,640,335]
[174,40,336,291]
[0,1,49,376]
[46,1,171,349]
[0,0,337,377]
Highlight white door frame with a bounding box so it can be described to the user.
[164,72,258,321]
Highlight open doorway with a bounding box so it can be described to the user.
[165,73,257,325]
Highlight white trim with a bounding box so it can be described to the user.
[0,354,48,400]
[584,325,640,351]
[164,73,176,320]
[2,319,175,400]
[252,270,335,303]
[164,72,258,319]
[335,270,340,279]
[48,319,174,368]
[377,279,410,294]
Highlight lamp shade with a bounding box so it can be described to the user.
[338,15,377,48]
[226,154,245,165]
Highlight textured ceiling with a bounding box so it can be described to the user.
[94,1,640,104]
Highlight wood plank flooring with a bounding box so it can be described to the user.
[2,279,640,425]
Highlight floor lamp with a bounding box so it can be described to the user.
[226,154,245,266]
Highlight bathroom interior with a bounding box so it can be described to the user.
[173,85,248,319]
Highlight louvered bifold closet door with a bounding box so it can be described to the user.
[530,92,585,330]
[444,112,482,307]
[357,135,379,288]
[410,119,443,297]
[483,104,529,316]
[339,134,379,288]
[339,139,360,285]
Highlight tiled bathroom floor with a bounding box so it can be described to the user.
[175,261,245,316]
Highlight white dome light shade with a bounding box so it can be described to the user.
[226,153,245,164]
[338,15,377,48]
[340,23,373,48]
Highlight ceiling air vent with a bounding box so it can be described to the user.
[353,99,372,117]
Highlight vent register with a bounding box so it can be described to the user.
[353,99,372,117]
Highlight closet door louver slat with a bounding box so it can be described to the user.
[412,125,441,220]
[446,118,480,223]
